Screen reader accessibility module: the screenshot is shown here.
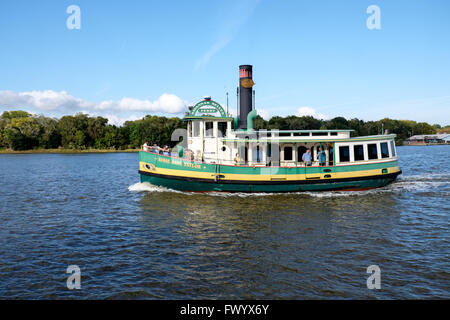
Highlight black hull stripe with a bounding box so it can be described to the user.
[139,170,402,185]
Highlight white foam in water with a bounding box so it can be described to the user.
[128,182,175,193]
[389,177,449,192]
[208,190,373,198]
[128,174,449,197]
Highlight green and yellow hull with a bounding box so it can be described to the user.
[138,151,402,192]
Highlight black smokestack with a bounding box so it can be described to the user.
[238,65,254,129]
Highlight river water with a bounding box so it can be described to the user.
[0,146,448,299]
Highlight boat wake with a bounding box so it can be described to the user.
[128,174,449,198]
[390,174,449,192]
[128,182,177,193]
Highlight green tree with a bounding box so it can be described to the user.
[5,116,41,150]
[325,117,349,130]
[1,110,31,120]
[267,116,288,130]
[36,116,61,148]
[0,117,9,148]
[57,113,89,148]
[86,116,108,147]
[0,108,443,150]
[253,115,267,130]
[73,130,86,148]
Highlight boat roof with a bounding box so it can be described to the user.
[183,116,234,121]
[234,129,354,134]
[223,134,396,143]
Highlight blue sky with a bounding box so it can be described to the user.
[0,0,449,125]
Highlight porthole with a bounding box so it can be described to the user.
[221,146,227,152]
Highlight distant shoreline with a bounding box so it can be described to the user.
[402,144,450,146]
[0,148,140,154]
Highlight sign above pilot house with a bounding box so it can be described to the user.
[189,99,227,118]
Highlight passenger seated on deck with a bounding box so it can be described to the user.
[151,143,159,153]
[234,153,241,166]
[162,145,170,156]
[318,148,326,166]
[302,149,312,166]
[185,149,194,161]
[143,141,149,152]
[195,150,202,162]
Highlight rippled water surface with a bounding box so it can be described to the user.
[0,146,449,299]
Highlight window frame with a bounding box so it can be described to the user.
[192,121,200,137]
[204,121,214,137]
[283,146,293,161]
[339,145,350,163]
[353,144,365,161]
[217,121,227,137]
[367,143,378,160]
[380,142,389,158]
[390,140,396,157]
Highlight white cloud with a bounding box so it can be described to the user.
[0,90,187,114]
[104,114,141,126]
[296,106,329,120]
[0,90,83,111]
[95,94,186,113]
[257,108,271,120]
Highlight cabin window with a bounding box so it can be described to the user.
[255,146,259,162]
[284,146,293,161]
[268,144,280,165]
[330,132,338,136]
[218,122,227,137]
[339,146,350,162]
[328,146,334,165]
[254,145,263,163]
[244,146,249,163]
[354,145,364,161]
[380,142,389,158]
[312,132,324,136]
[294,132,309,136]
[368,143,378,160]
[193,121,200,137]
[188,121,193,137]
[205,122,214,137]
[390,140,396,157]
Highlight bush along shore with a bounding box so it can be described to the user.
[0,148,139,154]
[0,110,448,152]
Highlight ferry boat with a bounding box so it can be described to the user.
[138,65,402,192]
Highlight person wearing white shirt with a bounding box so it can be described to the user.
[143,141,149,152]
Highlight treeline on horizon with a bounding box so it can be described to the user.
[0,110,448,151]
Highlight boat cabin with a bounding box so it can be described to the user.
[182,98,397,167]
